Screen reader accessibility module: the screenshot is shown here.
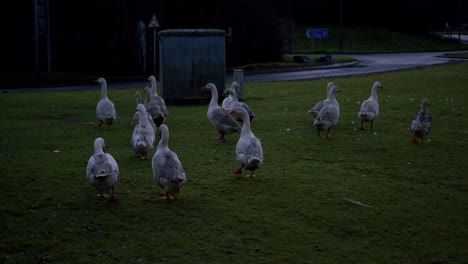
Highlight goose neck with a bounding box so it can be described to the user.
[420,104,428,113]
[240,113,252,136]
[100,82,108,99]
[158,126,169,149]
[151,79,158,96]
[371,86,379,100]
[94,140,105,154]
[209,88,219,107]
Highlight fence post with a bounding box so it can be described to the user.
[233,69,244,99]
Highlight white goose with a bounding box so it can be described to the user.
[86,137,119,200]
[147,75,168,117]
[307,82,336,117]
[358,81,383,130]
[133,91,156,129]
[313,86,341,137]
[95,77,117,129]
[221,81,240,109]
[144,86,165,127]
[222,86,256,123]
[411,98,432,143]
[230,107,263,177]
[152,124,187,200]
[202,83,241,142]
[131,104,155,159]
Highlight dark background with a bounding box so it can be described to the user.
[5,0,467,74]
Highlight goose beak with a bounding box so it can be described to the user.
[201,85,207,90]
[337,89,342,92]
[229,109,237,114]
[94,79,99,83]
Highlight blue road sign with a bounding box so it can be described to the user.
[306,29,328,38]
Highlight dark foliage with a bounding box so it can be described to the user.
[9,0,468,74]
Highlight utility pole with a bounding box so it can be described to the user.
[339,0,343,53]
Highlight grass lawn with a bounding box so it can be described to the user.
[1,62,467,263]
[293,25,468,53]
[442,52,468,58]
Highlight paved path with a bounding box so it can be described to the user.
[2,51,467,93]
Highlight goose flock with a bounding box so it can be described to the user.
[87,77,431,200]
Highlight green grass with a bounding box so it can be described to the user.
[442,52,468,58]
[1,62,467,263]
[228,54,357,72]
[293,25,468,53]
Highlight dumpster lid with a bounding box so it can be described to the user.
[158,29,226,36]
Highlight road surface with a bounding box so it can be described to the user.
[2,51,467,93]
[228,51,467,83]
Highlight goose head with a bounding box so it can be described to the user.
[422,98,431,106]
[202,83,216,90]
[94,137,106,153]
[136,104,147,114]
[147,75,156,82]
[421,98,431,112]
[95,77,106,85]
[222,88,234,97]
[231,81,240,89]
[374,81,383,89]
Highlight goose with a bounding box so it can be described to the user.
[313,86,342,137]
[144,86,165,127]
[131,104,155,159]
[86,137,119,200]
[202,83,241,142]
[307,82,336,117]
[222,86,256,123]
[95,77,117,129]
[358,81,383,130]
[147,75,168,117]
[152,124,187,200]
[133,91,156,129]
[230,107,263,178]
[411,98,432,143]
[221,81,240,109]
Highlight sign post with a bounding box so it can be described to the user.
[306,28,328,53]
[148,13,161,75]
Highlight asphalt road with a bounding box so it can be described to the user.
[229,50,468,83]
[2,50,467,93]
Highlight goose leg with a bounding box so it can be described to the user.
[370,120,374,129]
[360,120,366,130]
[110,186,118,201]
[316,128,321,137]
[411,137,418,143]
[233,167,243,174]
[161,192,174,200]
[325,128,332,138]
[97,120,104,127]
[215,134,226,142]
[245,171,256,178]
